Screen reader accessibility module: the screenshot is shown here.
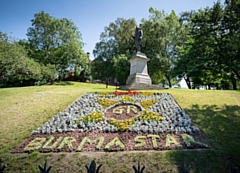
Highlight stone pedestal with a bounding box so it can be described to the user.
[126,52,152,85]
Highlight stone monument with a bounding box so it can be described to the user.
[120,26,161,90]
[126,51,152,86]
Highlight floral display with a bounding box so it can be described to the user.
[29,91,202,134]
[139,100,157,109]
[12,91,209,153]
[134,110,164,121]
[97,98,117,108]
[73,111,103,124]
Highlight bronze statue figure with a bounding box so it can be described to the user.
[133,26,143,52]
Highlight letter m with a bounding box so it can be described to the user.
[77,137,104,151]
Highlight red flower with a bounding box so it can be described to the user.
[114,90,138,96]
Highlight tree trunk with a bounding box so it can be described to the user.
[207,84,211,90]
[167,76,172,88]
[50,79,54,85]
[231,68,240,80]
[231,77,237,90]
[216,83,219,90]
[184,77,191,89]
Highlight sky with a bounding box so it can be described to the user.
[0,0,223,60]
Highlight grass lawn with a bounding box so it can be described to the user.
[0,82,239,172]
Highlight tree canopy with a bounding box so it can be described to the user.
[92,10,185,86]
[27,11,89,81]
[172,0,240,89]
[0,11,90,87]
[1,1,239,89]
[0,32,56,87]
[92,1,239,90]
[92,18,136,84]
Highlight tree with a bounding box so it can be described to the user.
[27,11,86,81]
[141,8,185,85]
[173,1,240,90]
[170,10,195,89]
[0,32,56,87]
[93,11,185,86]
[93,18,136,82]
[112,54,130,84]
[223,0,240,80]
[74,53,92,82]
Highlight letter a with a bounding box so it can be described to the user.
[105,137,125,150]
[166,134,182,147]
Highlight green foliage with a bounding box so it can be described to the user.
[173,1,240,89]
[141,9,185,86]
[27,11,88,81]
[0,32,56,87]
[112,54,129,84]
[99,91,110,96]
[93,13,186,86]
[181,134,208,147]
[76,55,92,82]
[92,18,136,81]
[147,134,160,147]
[24,138,46,151]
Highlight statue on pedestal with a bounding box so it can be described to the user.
[132,26,143,52]
[121,25,161,89]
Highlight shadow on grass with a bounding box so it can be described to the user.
[167,104,240,172]
[54,81,74,86]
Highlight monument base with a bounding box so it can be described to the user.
[126,73,152,85]
[119,83,163,90]
[120,51,163,90]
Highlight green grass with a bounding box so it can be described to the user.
[0,82,240,172]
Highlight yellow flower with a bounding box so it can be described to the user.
[100,91,109,96]
[141,92,153,96]
[119,95,135,102]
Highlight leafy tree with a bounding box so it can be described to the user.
[170,10,195,89]
[93,12,185,86]
[91,56,106,81]
[173,39,194,89]
[141,8,185,85]
[93,18,136,82]
[112,54,130,84]
[27,11,86,81]
[223,0,240,80]
[173,1,240,90]
[74,53,92,82]
[0,32,56,87]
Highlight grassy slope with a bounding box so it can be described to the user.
[0,82,239,172]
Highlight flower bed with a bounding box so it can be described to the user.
[12,91,209,153]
